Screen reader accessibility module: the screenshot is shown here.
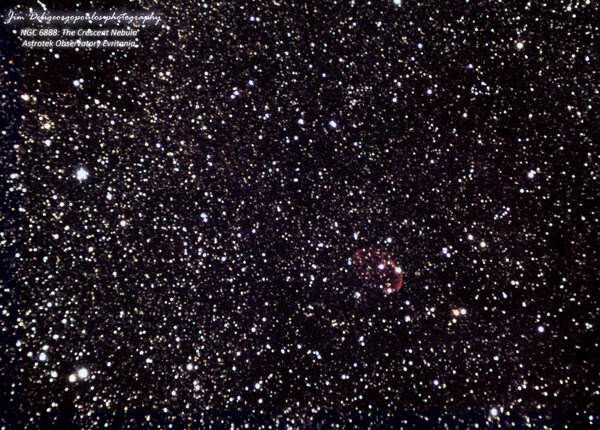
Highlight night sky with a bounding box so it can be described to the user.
[2,0,599,428]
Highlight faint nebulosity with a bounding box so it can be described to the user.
[2,0,599,427]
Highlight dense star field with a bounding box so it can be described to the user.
[1,0,599,427]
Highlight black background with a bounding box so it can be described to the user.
[2,0,599,427]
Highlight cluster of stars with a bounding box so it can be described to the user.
[2,0,597,427]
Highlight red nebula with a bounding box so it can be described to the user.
[351,248,403,294]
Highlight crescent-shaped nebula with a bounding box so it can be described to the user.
[351,248,403,295]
